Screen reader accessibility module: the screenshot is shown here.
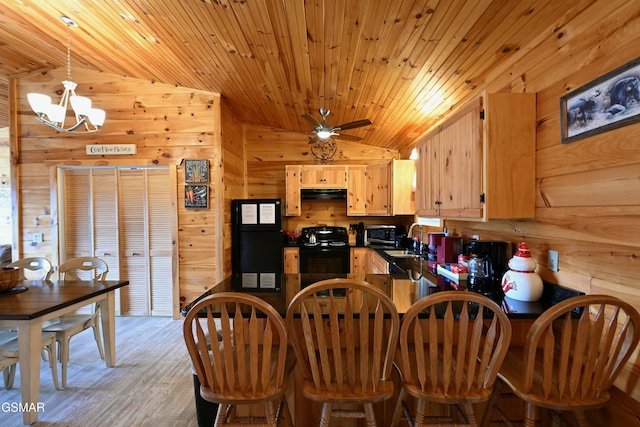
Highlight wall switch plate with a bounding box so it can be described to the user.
[32,232,43,243]
[548,250,559,272]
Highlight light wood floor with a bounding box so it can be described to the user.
[1,317,198,427]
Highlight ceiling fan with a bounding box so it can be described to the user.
[302,108,372,143]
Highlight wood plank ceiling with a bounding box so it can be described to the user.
[0,0,579,153]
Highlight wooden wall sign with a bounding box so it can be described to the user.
[86,144,137,155]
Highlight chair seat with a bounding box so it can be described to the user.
[43,313,98,332]
[0,331,57,355]
[302,378,394,403]
[498,347,611,412]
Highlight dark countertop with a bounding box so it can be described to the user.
[182,271,581,319]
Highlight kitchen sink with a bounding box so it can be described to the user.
[383,249,419,258]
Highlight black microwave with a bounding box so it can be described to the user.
[364,225,402,246]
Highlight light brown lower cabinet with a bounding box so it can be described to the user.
[284,247,299,273]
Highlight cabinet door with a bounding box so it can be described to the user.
[347,165,367,216]
[438,102,482,218]
[285,165,301,216]
[300,165,323,188]
[391,159,416,215]
[370,250,389,274]
[321,165,347,187]
[350,247,370,274]
[415,134,440,216]
[300,165,346,188]
[366,163,391,215]
[284,247,299,273]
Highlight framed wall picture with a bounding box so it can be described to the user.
[560,56,640,143]
[184,185,208,209]
[185,159,209,183]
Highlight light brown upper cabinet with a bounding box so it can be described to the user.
[347,161,414,216]
[347,165,367,216]
[365,163,391,215]
[391,159,415,215]
[300,165,347,188]
[415,92,536,220]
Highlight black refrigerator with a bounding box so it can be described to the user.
[231,198,283,289]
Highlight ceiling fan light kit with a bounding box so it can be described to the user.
[27,16,105,134]
[302,108,371,160]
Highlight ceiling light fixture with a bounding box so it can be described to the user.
[27,16,105,133]
[316,129,332,140]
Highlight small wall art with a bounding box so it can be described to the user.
[560,56,640,143]
[185,159,209,183]
[184,185,208,209]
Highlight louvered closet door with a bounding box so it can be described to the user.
[61,169,120,314]
[146,169,173,316]
[118,168,173,316]
[92,169,121,285]
[60,167,173,316]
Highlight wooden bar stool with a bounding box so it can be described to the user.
[482,294,640,427]
[183,292,294,426]
[286,278,400,427]
[391,291,512,427]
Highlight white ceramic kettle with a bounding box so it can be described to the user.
[501,242,543,302]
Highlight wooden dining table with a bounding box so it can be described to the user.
[0,279,129,425]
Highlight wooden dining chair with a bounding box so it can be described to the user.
[183,292,294,426]
[43,256,108,388]
[391,291,512,427]
[286,278,400,427]
[0,354,18,389]
[0,329,61,390]
[482,294,640,427]
[8,257,54,280]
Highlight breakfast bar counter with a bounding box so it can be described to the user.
[182,272,580,319]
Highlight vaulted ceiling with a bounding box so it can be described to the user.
[0,0,579,153]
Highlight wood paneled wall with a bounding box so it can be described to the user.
[221,100,246,277]
[10,68,222,315]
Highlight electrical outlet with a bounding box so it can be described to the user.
[32,232,43,243]
[548,250,559,272]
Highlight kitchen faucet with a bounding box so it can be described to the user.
[406,222,425,282]
[407,222,424,256]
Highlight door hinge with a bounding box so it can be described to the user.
[480,110,485,120]
[480,193,485,203]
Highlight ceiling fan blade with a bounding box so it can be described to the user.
[302,114,321,127]
[333,133,362,141]
[334,118,372,131]
[307,135,319,144]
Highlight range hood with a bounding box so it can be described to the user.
[301,188,347,200]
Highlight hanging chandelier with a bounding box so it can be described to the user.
[27,16,105,133]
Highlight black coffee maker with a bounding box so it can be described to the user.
[466,240,510,300]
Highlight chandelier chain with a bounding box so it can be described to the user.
[66,23,72,81]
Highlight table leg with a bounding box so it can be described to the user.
[100,291,116,367]
[17,318,43,425]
